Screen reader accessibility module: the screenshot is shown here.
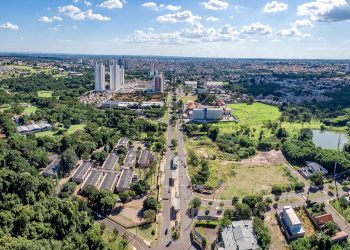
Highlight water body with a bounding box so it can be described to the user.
[312,129,349,150]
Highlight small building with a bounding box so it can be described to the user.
[116,168,134,193]
[99,172,119,192]
[138,150,152,168]
[124,150,137,168]
[116,137,129,148]
[299,161,328,179]
[82,169,103,189]
[72,161,92,184]
[42,155,61,177]
[279,206,305,241]
[102,152,119,170]
[217,220,259,250]
[191,107,232,122]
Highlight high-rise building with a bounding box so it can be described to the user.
[95,63,105,91]
[150,62,155,77]
[346,63,350,73]
[110,64,124,91]
[154,73,164,93]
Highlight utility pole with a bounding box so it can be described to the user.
[334,135,341,199]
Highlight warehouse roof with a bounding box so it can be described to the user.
[82,169,103,188]
[102,152,119,170]
[100,172,119,191]
[72,161,92,181]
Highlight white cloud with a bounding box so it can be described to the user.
[206,16,219,22]
[58,5,111,21]
[142,2,182,11]
[39,16,62,23]
[276,19,313,38]
[84,1,92,7]
[241,22,272,35]
[263,1,288,13]
[165,5,182,11]
[127,22,242,44]
[297,0,350,22]
[157,10,201,24]
[98,0,125,9]
[293,19,314,29]
[0,22,19,30]
[202,0,229,11]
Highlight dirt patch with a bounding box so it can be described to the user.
[265,212,289,250]
[109,198,146,228]
[237,150,288,166]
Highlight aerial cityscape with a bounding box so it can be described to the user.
[1,1,350,250]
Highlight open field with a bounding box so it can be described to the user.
[22,106,38,115]
[37,90,53,98]
[219,164,294,199]
[217,102,322,139]
[181,94,197,103]
[35,124,86,138]
[265,212,289,250]
[102,229,131,250]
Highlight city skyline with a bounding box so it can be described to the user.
[1,0,350,59]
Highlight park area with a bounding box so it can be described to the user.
[37,90,54,98]
[35,124,86,138]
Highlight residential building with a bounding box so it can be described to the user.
[99,172,119,192]
[42,155,61,177]
[17,122,52,135]
[217,220,259,250]
[280,206,305,240]
[116,168,134,192]
[138,150,152,168]
[110,64,123,91]
[197,79,207,93]
[124,150,137,168]
[154,73,164,93]
[346,62,350,73]
[102,152,119,171]
[299,161,328,179]
[72,161,92,184]
[95,63,105,91]
[116,137,129,149]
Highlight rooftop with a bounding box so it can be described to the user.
[100,172,119,191]
[82,169,103,188]
[72,161,92,181]
[117,168,134,190]
[102,152,119,170]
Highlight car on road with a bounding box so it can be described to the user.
[165,229,168,235]
[166,241,172,247]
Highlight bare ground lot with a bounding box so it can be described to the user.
[237,150,288,166]
[109,198,146,228]
[265,212,289,250]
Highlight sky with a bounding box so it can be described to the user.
[0,0,350,59]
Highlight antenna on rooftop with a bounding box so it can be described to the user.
[334,135,341,199]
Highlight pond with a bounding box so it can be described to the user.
[312,130,349,150]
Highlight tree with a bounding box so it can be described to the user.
[253,217,270,250]
[60,149,78,176]
[242,195,263,209]
[130,180,150,196]
[232,196,239,206]
[143,209,156,223]
[143,197,158,211]
[276,127,288,140]
[234,203,252,220]
[310,172,324,187]
[171,138,178,148]
[324,221,339,236]
[95,189,115,214]
[59,182,77,199]
[189,197,202,210]
[208,127,219,141]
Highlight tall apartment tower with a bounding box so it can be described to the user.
[95,63,105,91]
[154,73,164,93]
[150,62,155,77]
[110,64,125,91]
[346,62,350,73]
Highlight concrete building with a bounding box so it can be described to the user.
[110,64,124,91]
[299,161,328,179]
[95,63,105,91]
[42,155,61,177]
[197,79,207,93]
[217,220,259,250]
[99,172,119,192]
[150,62,155,77]
[154,73,164,93]
[346,62,350,73]
[82,169,103,189]
[72,161,92,184]
[138,150,152,168]
[192,107,232,122]
[124,150,137,168]
[116,168,134,192]
[102,152,119,170]
[116,137,129,149]
[280,206,305,240]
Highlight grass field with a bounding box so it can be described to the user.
[216,103,321,139]
[330,199,350,223]
[128,223,157,245]
[219,164,293,199]
[23,106,38,115]
[37,91,53,98]
[181,94,197,103]
[102,229,131,250]
[35,124,86,138]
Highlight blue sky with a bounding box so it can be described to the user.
[0,0,350,58]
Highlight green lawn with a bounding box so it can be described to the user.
[37,91,53,98]
[128,223,157,245]
[330,199,350,223]
[23,106,38,115]
[102,229,131,250]
[181,94,197,103]
[36,124,86,138]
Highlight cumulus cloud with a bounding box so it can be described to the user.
[127,22,242,44]
[276,19,313,38]
[297,0,350,22]
[84,1,92,7]
[142,2,182,11]
[58,5,111,21]
[38,16,62,23]
[98,0,125,9]
[263,1,288,13]
[293,19,314,28]
[157,10,201,24]
[202,0,229,11]
[206,16,219,22]
[0,22,19,30]
[241,22,272,35]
